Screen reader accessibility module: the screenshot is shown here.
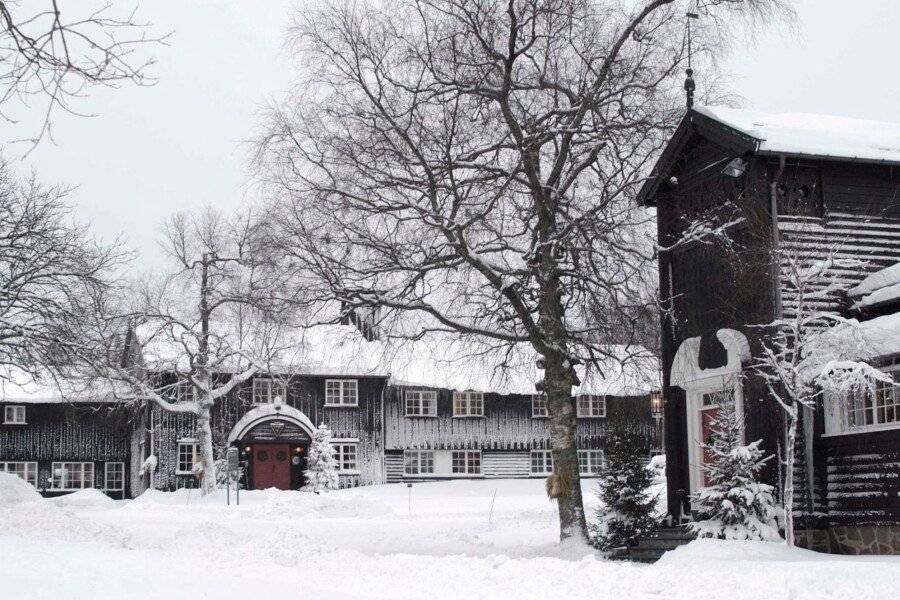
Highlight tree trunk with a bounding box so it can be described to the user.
[783,406,797,547]
[196,252,217,496]
[545,351,589,545]
[196,400,217,496]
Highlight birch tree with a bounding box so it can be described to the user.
[91,209,287,495]
[257,0,786,543]
[754,249,889,546]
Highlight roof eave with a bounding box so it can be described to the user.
[636,109,760,207]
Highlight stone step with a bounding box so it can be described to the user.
[634,538,688,551]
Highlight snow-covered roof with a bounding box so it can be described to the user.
[695,106,900,164]
[0,369,122,404]
[383,337,659,397]
[136,322,659,397]
[848,262,900,310]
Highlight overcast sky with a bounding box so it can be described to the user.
[11,0,900,267]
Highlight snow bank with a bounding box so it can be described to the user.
[2,479,898,600]
[0,473,42,506]
[53,489,118,509]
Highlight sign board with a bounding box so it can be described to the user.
[226,446,240,474]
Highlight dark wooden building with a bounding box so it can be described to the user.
[0,379,135,499]
[1,327,661,498]
[639,106,900,555]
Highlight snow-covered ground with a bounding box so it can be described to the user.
[1,473,897,600]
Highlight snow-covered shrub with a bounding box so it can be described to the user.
[647,454,666,481]
[689,400,782,541]
[139,455,157,477]
[304,423,339,493]
[591,429,659,551]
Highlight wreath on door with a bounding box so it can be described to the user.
[275,450,288,462]
[257,450,269,462]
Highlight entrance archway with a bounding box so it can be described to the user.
[228,404,315,490]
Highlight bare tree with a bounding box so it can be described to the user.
[257,0,784,543]
[0,1,164,145]
[753,246,889,546]
[86,208,289,495]
[0,159,126,383]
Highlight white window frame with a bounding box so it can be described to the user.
[3,404,26,424]
[403,450,435,475]
[332,442,359,474]
[531,395,548,418]
[530,449,553,475]
[576,395,606,418]
[252,377,285,405]
[325,379,359,406]
[176,380,195,403]
[452,391,484,417]
[0,461,38,486]
[176,439,198,475]
[825,365,900,436]
[405,390,437,417]
[51,461,95,490]
[578,449,604,477]
[104,462,125,491]
[451,450,481,475]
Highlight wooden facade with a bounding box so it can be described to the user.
[1,372,658,498]
[642,107,900,553]
[0,402,134,498]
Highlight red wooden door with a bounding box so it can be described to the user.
[252,443,292,490]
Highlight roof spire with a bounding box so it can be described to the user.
[685,5,699,110]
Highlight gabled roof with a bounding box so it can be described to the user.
[637,106,900,206]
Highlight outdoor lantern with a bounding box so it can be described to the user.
[650,390,664,416]
[243,446,251,454]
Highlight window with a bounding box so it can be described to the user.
[531,395,548,418]
[177,440,198,474]
[451,450,481,475]
[403,450,435,475]
[51,462,94,490]
[453,392,484,417]
[253,378,285,404]
[576,395,606,418]
[104,462,125,491]
[578,450,604,476]
[333,443,358,472]
[530,450,553,475]
[176,381,195,403]
[405,390,437,417]
[325,379,358,406]
[848,371,900,430]
[3,405,26,424]
[0,461,37,487]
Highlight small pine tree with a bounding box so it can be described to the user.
[592,429,658,550]
[304,423,340,493]
[690,400,782,541]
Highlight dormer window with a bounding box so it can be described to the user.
[253,378,285,404]
[405,390,437,417]
[325,379,358,406]
[452,392,483,417]
[176,381,195,403]
[576,395,606,418]
[531,394,548,418]
[3,405,25,424]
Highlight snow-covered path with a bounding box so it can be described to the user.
[2,478,897,600]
